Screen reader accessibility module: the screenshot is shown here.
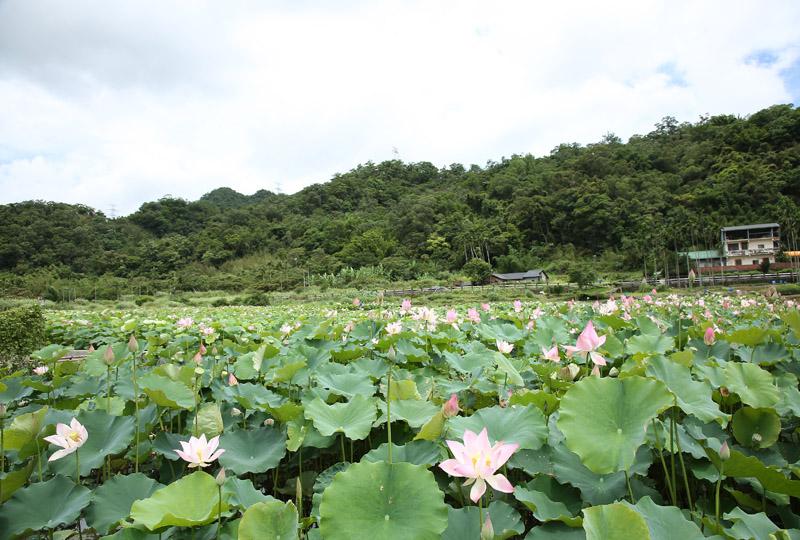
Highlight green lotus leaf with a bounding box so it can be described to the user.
[494,352,525,385]
[218,427,287,475]
[0,462,33,503]
[442,501,525,540]
[304,395,377,440]
[583,503,651,540]
[706,448,800,497]
[557,376,672,474]
[319,461,448,540]
[379,399,439,428]
[524,523,587,539]
[151,431,184,461]
[238,500,298,540]
[623,496,705,540]
[509,389,560,414]
[645,356,727,425]
[129,470,228,530]
[0,475,91,540]
[232,383,283,410]
[515,476,583,527]
[31,344,71,362]
[3,406,48,456]
[626,334,675,356]
[723,363,779,408]
[723,507,780,540]
[447,404,547,450]
[724,328,769,347]
[316,372,376,398]
[139,372,195,409]
[86,473,163,534]
[50,410,135,476]
[191,402,224,438]
[732,407,781,449]
[361,440,444,466]
[414,410,445,441]
[387,379,421,400]
[223,477,275,510]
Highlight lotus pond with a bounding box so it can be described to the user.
[1,292,799,539]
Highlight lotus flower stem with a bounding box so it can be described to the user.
[133,352,139,473]
[193,374,200,437]
[35,436,42,482]
[669,408,677,506]
[106,364,112,414]
[714,463,723,529]
[0,415,4,501]
[340,433,346,463]
[673,409,694,513]
[624,469,634,502]
[386,366,392,464]
[478,496,483,533]
[75,448,83,540]
[651,419,676,505]
[216,484,222,540]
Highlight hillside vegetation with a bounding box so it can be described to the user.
[1,104,800,297]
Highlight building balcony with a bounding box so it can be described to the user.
[724,248,777,257]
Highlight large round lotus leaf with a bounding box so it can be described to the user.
[129,471,228,530]
[139,372,195,410]
[0,475,91,540]
[238,500,298,540]
[379,399,439,428]
[549,444,629,505]
[626,334,675,356]
[50,409,135,476]
[557,376,672,474]
[319,461,448,540]
[583,503,651,540]
[732,407,781,449]
[361,440,444,466]
[218,427,286,475]
[723,363,779,409]
[447,404,547,451]
[645,356,727,425]
[304,395,377,440]
[223,477,274,510]
[190,402,224,438]
[316,372,376,398]
[0,462,33,503]
[442,501,525,540]
[623,496,704,540]
[723,507,780,539]
[86,473,163,534]
[3,406,48,457]
[524,523,587,539]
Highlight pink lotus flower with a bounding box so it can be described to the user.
[496,340,514,354]
[400,299,412,315]
[564,321,607,366]
[704,327,715,346]
[353,298,361,307]
[177,317,194,329]
[439,428,518,502]
[174,434,225,468]
[33,366,49,376]
[481,303,491,312]
[442,394,460,418]
[446,309,459,324]
[44,418,88,461]
[541,345,560,363]
[513,300,523,313]
[467,308,481,324]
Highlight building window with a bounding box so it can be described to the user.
[752,260,759,265]
[735,259,742,265]
[727,243,738,251]
[758,244,764,249]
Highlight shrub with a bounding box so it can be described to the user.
[462,258,492,284]
[135,295,155,306]
[0,304,46,373]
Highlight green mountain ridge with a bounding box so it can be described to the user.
[1,104,799,296]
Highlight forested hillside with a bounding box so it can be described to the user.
[2,104,800,297]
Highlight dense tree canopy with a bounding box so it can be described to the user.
[1,104,799,294]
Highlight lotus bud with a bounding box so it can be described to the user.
[128,334,138,353]
[103,345,115,365]
[264,418,275,426]
[215,468,226,486]
[608,367,619,377]
[387,346,396,362]
[88,344,95,352]
[211,347,218,356]
[231,407,242,417]
[719,386,730,397]
[0,403,6,417]
[442,394,460,418]
[480,514,494,540]
[199,342,207,355]
[719,440,730,461]
[559,363,580,381]
[296,476,303,503]
[228,373,239,386]
[704,327,715,346]
[751,433,762,444]
[192,351,203,364]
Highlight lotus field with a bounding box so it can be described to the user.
[2,292,800,539]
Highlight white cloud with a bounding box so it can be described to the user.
[0,0,798,214]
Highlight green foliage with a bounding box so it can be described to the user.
[0,304,45,372]
[567,262,596,289]
[462,258,492,284]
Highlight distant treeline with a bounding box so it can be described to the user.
[2,104,800,297]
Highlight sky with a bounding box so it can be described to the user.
[0,0,799,216]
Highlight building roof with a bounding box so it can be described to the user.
[721,223,779,232]
[491,270,547,280]
[680,250,722,260]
